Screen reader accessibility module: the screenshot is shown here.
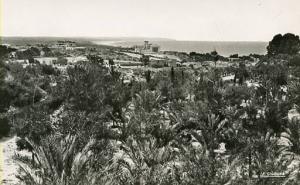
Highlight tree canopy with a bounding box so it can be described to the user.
[267,33,300,56]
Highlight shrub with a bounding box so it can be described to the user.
[151,63,164,68]
[41,64,56,75]
[0,117,11,138]
[16,138,33,151]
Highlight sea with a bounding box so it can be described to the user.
[93,40,268,57]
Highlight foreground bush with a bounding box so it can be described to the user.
[16,135,99,185]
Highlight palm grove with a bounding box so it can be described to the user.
[0,33,300,185]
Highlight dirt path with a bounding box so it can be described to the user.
[0,136,20,185]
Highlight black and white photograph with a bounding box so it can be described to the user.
[0,0,300,184]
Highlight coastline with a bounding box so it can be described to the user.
[92,40,267,56]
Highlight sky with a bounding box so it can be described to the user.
[1,0,300,41]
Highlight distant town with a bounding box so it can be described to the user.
[2,38,264,85]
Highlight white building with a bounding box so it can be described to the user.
[134,41,160,53]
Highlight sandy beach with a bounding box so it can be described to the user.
[92,40,124,47]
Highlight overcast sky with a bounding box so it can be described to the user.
[1,0,300,41]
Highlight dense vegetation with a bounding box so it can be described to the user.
[1,33,300,185]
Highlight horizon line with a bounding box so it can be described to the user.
[0,35,269,43]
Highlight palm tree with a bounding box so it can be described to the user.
[16,134,99,185]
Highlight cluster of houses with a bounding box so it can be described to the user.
[7,40,87,59]
[52,40,86,51]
